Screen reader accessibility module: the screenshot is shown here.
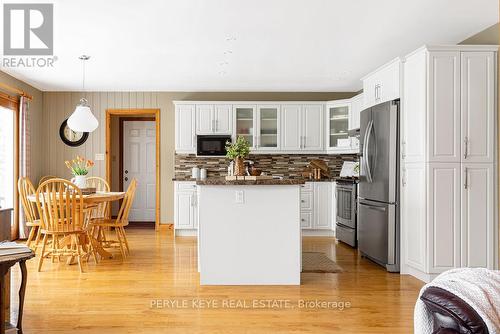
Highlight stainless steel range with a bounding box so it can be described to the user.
[335,178,358,247]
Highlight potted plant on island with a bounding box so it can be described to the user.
[65,155,95,188]
[226,136,250,176]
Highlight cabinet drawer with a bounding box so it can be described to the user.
[300,212,313,229]
[176,182,197,191]
[300,183,313,192]
[300,192,313,210]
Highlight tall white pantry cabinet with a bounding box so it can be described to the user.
[401,45,498,281]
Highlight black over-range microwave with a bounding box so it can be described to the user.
[197,135,231,156]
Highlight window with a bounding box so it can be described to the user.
[0,105,14,209]
[0,93,19,240]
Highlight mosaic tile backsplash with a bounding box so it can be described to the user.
[174,154,359,180]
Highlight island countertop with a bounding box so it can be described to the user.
[195,177,305,186]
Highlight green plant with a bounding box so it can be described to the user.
[226,136,250,160]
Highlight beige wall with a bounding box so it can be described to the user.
[42,91,355,223]
[0,71,44,183]
[460,23,499,44]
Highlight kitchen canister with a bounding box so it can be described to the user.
[200,168,207,180]
[191,167,200,179]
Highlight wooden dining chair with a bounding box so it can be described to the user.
[86,177,110,218]
[38,175,58,187]
[18,177,42,250]
[35,178,88,272]
[90,179,137,259]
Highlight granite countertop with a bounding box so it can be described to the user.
[195,177,305,186]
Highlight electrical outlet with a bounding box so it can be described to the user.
[95,153,105,161]
[235,190,244,204]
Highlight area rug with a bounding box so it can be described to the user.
[302,252,343,273]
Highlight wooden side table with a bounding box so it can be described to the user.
[0,251,35,334]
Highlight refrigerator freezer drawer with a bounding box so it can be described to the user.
[336,224,356,247]
[358,200,397,269]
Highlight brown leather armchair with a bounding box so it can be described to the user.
[420,286,489,334]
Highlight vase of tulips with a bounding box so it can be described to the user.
[65,155,95,188]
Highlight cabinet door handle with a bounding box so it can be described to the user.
[402,168,406,187]
[464,137,468,159]
[301,200,305,203]
[215,119,218,132]
[401,141,406,160]
[464,168,468,189]
[302,136,306,149]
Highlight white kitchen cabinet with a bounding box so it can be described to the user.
[214,104,233,134]
[256,105,280,150]
[300,182,334,235]
[428,52,461,163]
[461,163,494,269]
[196,104,232,135]
[174,182,198,236]
[362,58,401,109]
[313,182,332,229]
[401,45,498,281]
[427,163,461,273]
[175,104,196,154]
[326,100,351,153]
[300,212,313,229]
[280,104,324,152]
[461,52,495,163]
[302,105,324,151]
[280,104,302,151]
[404,48,497,164]
[234,104,281,151]
[234,105,257,148]
[196,104,214,134]
[349,93,363,131]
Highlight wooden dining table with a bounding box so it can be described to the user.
[27,191,126,259]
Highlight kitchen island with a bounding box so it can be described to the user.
[196,178,304,285]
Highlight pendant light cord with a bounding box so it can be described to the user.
[82,58,85,91]
[78,55,90,105]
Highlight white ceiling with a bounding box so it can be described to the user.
[1,0,498,92]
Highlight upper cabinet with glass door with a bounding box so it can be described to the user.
[234,105,256,148]
[326,100,352,153]
[256,105,280,150]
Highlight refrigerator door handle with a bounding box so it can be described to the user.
[364,120,374,183]
[359,203,386,212]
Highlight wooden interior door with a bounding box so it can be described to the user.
[123,120,156,222]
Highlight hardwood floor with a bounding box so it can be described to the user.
[11,227,424,333]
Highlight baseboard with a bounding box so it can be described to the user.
[301,229,335,237]
[158,224,173,231]
[127,221,155,228]
[405,266,437,283]
[174,229,197,237]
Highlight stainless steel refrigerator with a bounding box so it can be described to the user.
[358,100,400,272]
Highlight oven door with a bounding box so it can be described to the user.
[197,136,231,156]
[336,183,355,228]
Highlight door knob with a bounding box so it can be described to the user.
[124,177,128,181]
[125,170,128,174]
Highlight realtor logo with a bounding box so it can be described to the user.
[3,3,53,55]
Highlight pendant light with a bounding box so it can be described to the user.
[67,55,98,132]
